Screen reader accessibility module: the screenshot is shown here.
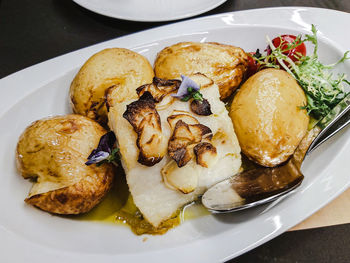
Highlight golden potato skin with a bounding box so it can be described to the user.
[25,171,113,214]
[70,48,154,125]
[154,42,248,100]
[229,69,309,167]
[16,114,114,214]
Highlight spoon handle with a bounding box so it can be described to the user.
[291,126,320,168]
[291,94,350,167]
[307,109,350,155]
[202,94,350,213]
[306,94,350,155]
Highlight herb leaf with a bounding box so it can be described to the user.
[95,147,119,167]
[173,75,204,103]
[180,88,203,102]
[254,24,350,119]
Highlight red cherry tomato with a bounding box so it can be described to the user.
[246,51,260,78]
[267,34,306,62]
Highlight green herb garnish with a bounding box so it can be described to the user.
[180,87,204,102]
[96,147,119,167]
[254,25,350,119]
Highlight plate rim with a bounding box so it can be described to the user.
[1,6,350,263]
[72,0,228,22]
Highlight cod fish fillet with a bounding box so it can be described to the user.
[108,73,241,227]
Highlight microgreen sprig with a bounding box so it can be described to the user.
[95,147,120,167]
[180,87,204,102]
[172,75,204,103]
[253,24,350,119]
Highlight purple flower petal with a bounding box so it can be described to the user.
[86,131,116,165]
[85,151,110,165]
[98,131,116,153]
[172,75,200,99]
[87,131,116,160]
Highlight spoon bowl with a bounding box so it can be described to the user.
[202,94,350,213]
[202,162,303,213]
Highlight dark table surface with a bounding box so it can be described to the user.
[1,0,350,262]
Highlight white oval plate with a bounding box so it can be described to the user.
[72,0,228,22]
[1,7,350,263]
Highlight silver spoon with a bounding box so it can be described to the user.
[202,94,350,213]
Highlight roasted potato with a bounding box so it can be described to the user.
[154,42,248,100]
[229,69,309,167]
[70,48,154,125]
[16,114,114,214]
